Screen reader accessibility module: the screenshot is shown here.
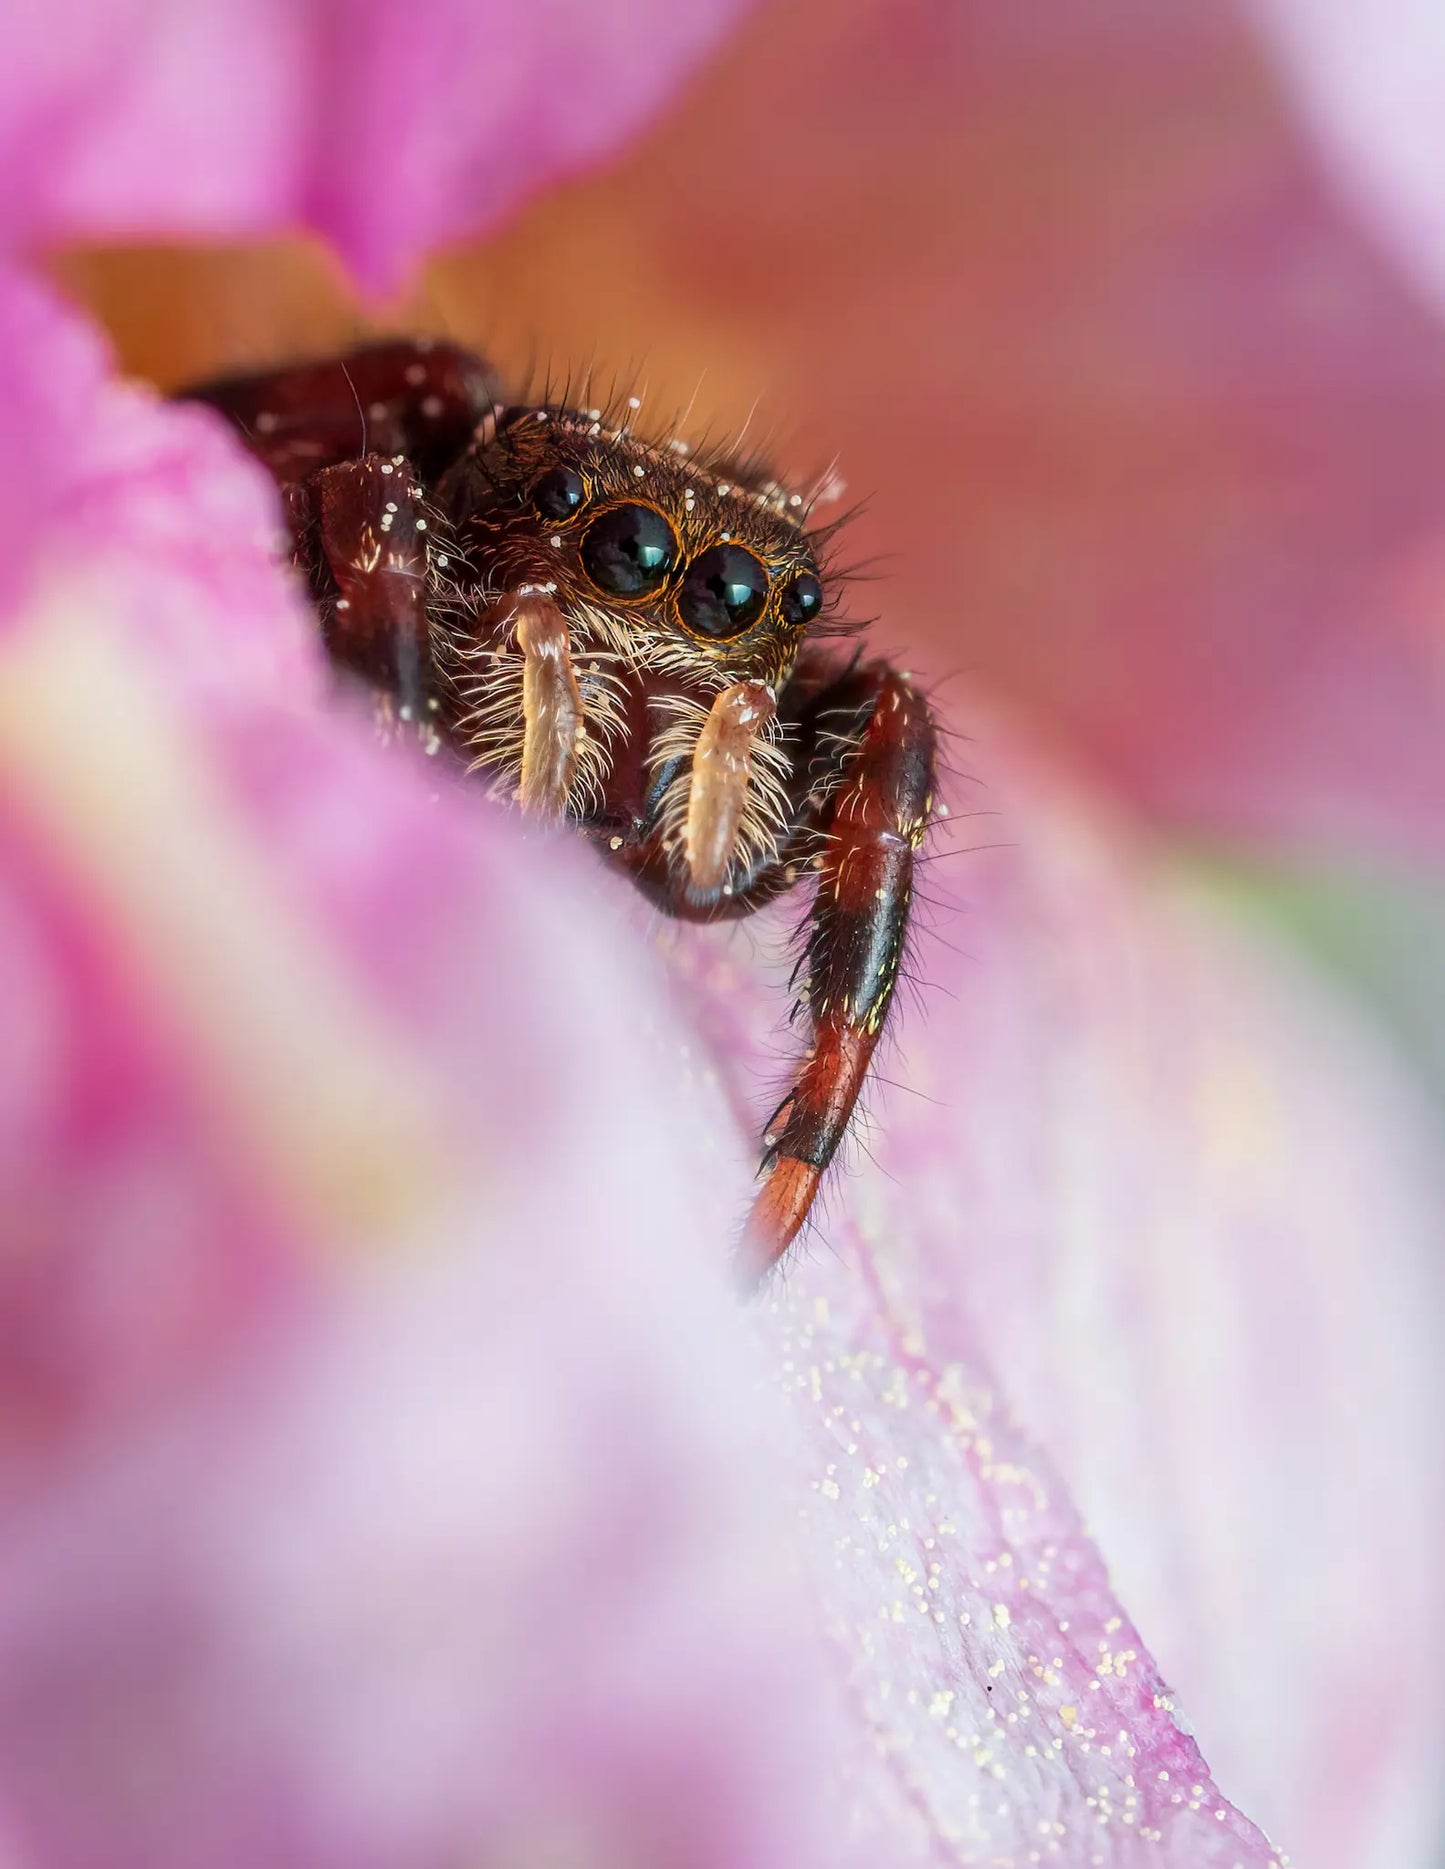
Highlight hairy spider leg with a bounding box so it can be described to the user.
[287,457,433,718]
[186,340,500,722]
[185,338,499,483]
[606,656,935,1283]
[742,663,935,1282]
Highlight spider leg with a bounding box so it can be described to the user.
[181,338,500,484]
[183,341,499,726]
[741,661,936,1282]
[592,654,935,1278]
[287,456,434,721]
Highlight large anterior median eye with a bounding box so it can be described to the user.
[677,542,769,638]
[581,503,678,596]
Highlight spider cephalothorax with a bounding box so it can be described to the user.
[430,402,836,906]
[184,339,938,1280]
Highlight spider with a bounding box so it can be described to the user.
[180,338,938,1281]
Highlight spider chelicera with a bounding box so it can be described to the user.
[181,338,939,1281]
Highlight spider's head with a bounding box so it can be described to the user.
[434,402,845,876]
[443,404,828,693]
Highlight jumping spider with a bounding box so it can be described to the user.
[182,339,938,1280]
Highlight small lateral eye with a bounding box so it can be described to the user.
[581,503,678,596]
[677,542,770,638]
[532,464,586,521]
[781,571,823,626]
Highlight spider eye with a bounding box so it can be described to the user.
[781,571,823,626]
[581,503,678,596]
[677,543,769,638]
[532,464,586,521]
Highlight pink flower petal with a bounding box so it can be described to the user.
[0,792,307,1504]
[11,517,1437,1858]
[670,720,1444,1865]
[0,1021,847,1869]
[0,369,854,1860]
[1252,0,1445,319]
[0,268,318,704]
[0,267,111,616]
[2,0,744,290]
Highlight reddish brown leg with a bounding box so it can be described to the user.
[182,341,498,723]
[287,456,434,718]
[182,337,499,483]
[588,657,935,1278]
[740,663,936,1282]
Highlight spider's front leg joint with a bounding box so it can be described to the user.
[509,591,585,819]
[295,454,433,720]
[685,680,777,895]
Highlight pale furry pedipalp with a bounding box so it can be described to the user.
[648,690,793,896]
[512,594,584,818]
[683,680,779,894]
